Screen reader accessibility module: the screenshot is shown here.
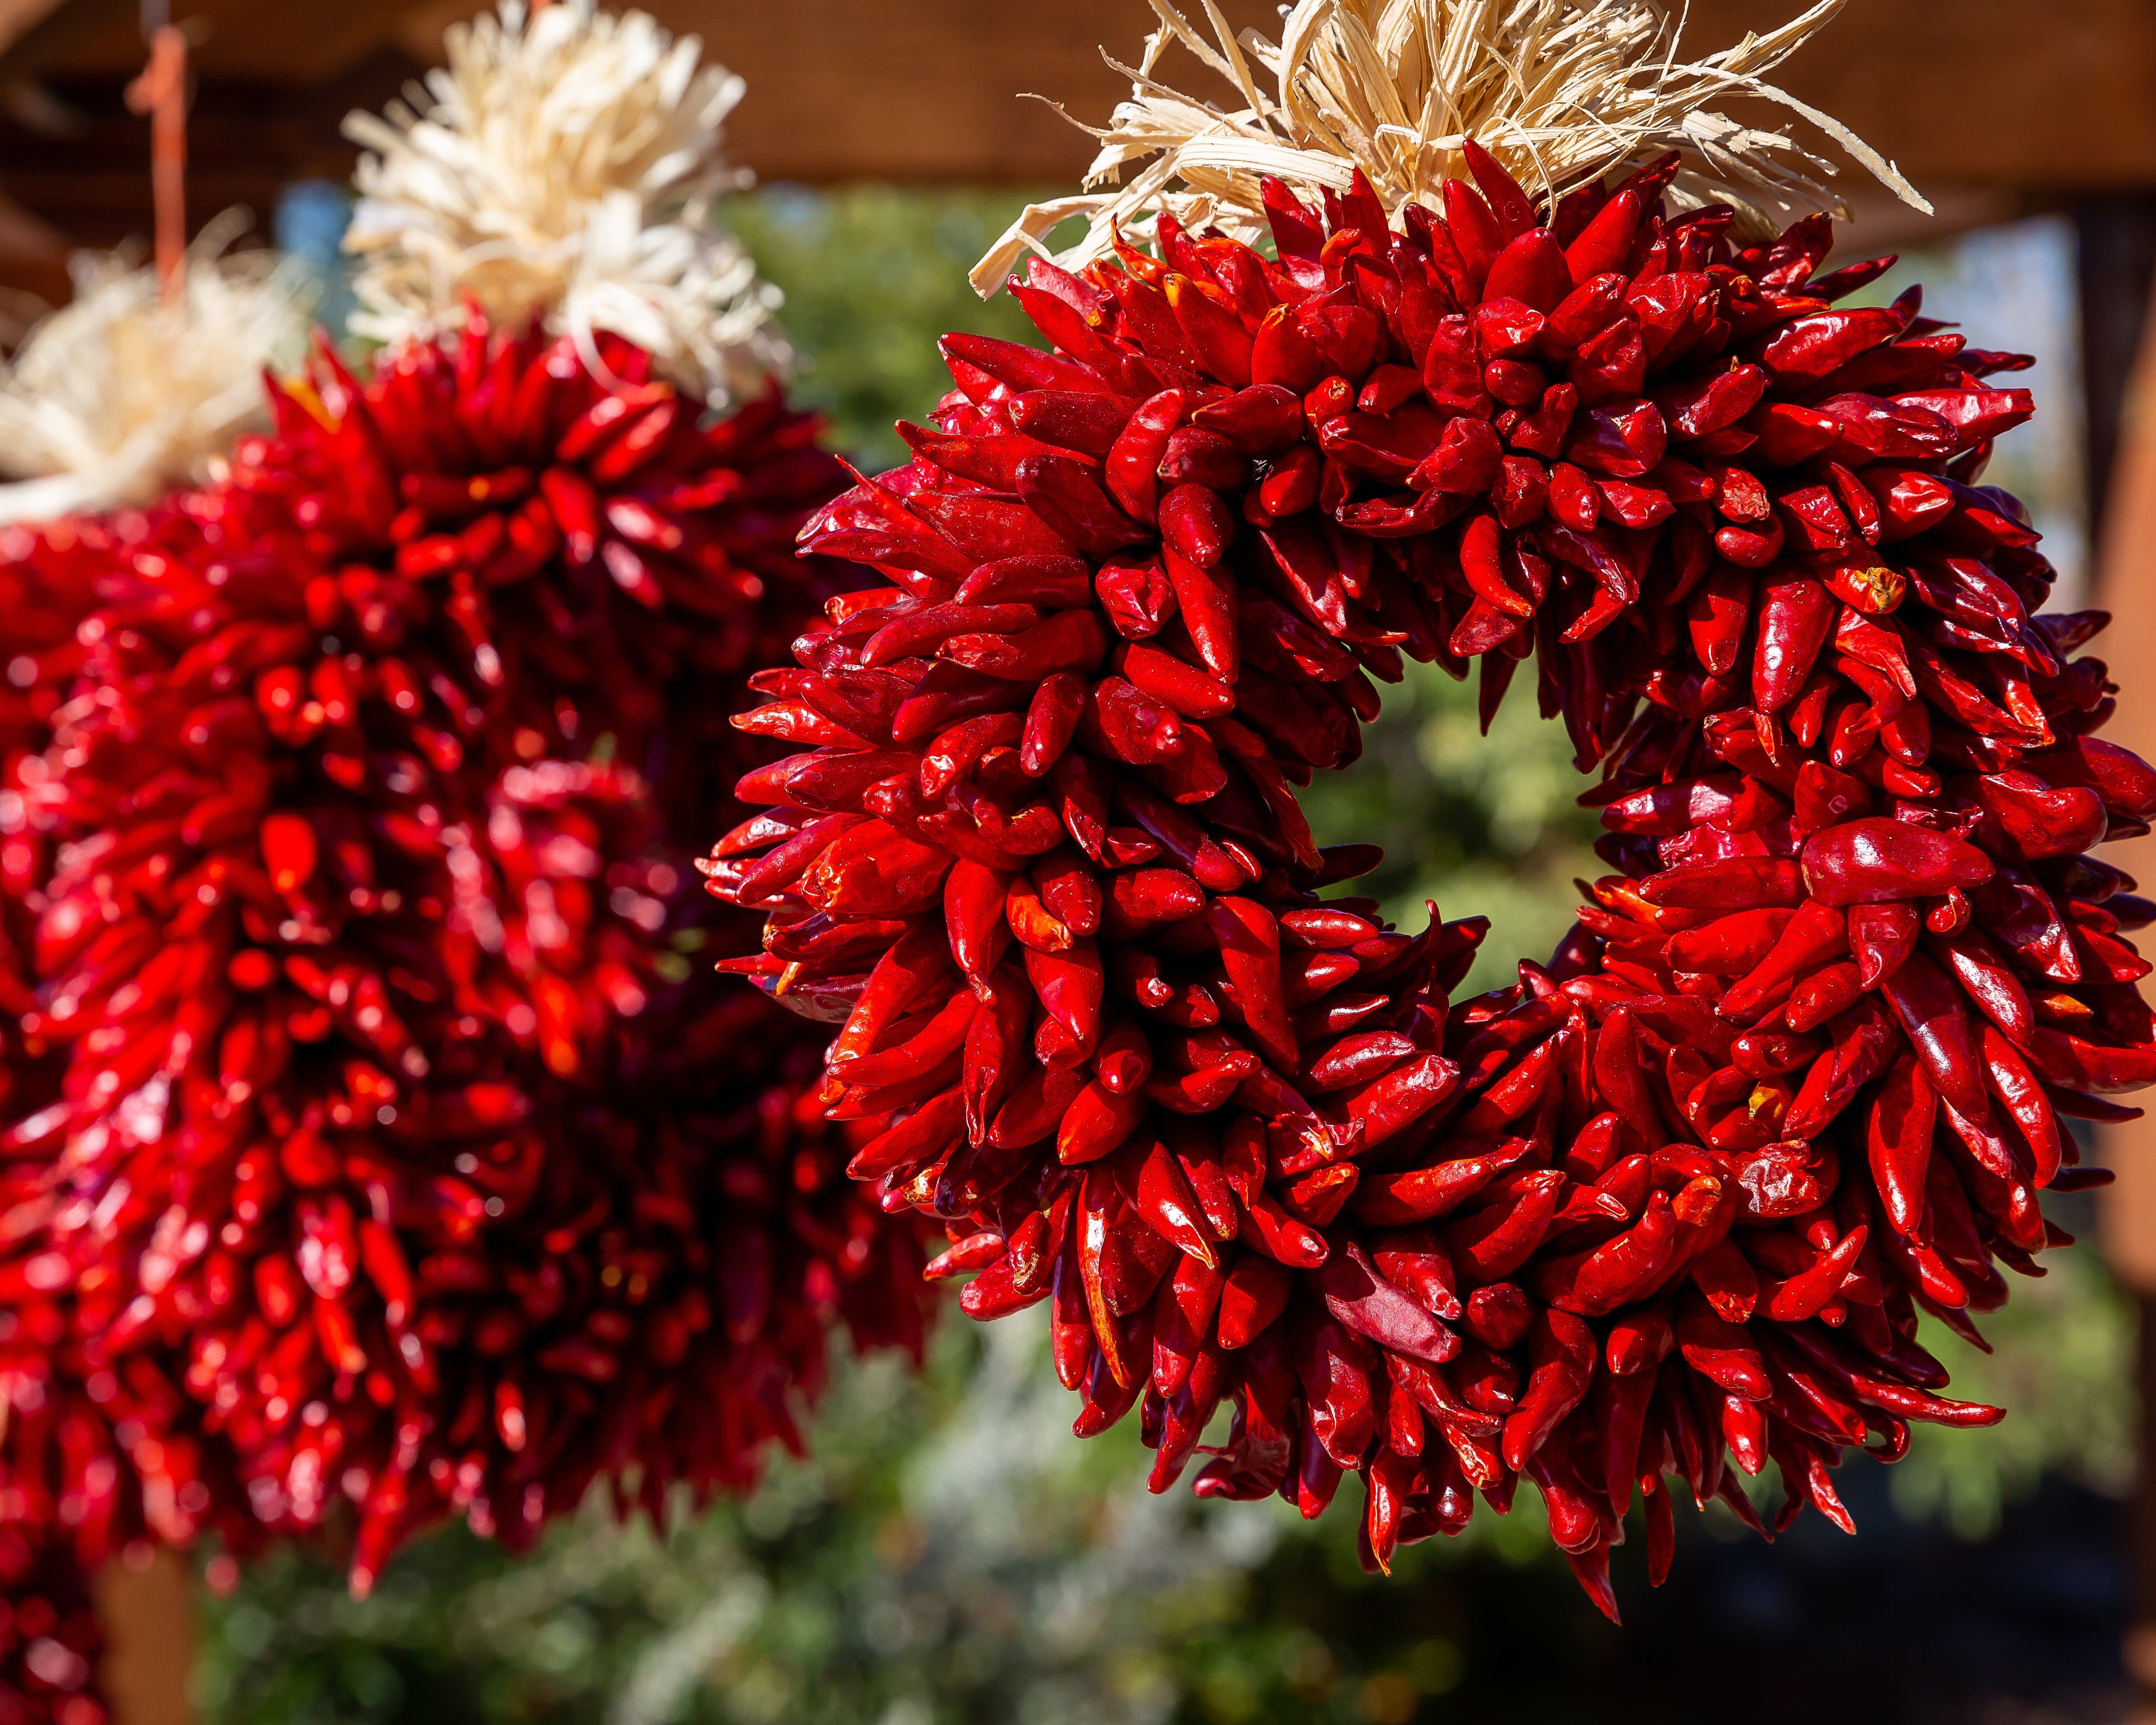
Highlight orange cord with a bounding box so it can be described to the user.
[124,26,189,308]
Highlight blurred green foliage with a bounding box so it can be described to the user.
[192,193,2134,1721]
[724,188,1041,473]
[198,1316,1578,1725]
[1296,658,1602,997]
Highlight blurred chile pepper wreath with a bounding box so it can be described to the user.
[708,0,2156,1614]
[0,5,933,1719]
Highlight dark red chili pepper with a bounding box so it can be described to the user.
[1880,949,1990,1121]
[1501,1308,1596,1471]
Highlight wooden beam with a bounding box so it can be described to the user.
[2,0,2154,194]
[1686,0,2156,192]
[0,2,2094,273]
[0,0,63,60]
[665,0,1256,186]
[0,186,65,258]
[0,187,69,301]
[653,0,2156,191]
[169,0,432,83]
[0,0,421,80]
[0,48,421,255]
[0,0,148,80]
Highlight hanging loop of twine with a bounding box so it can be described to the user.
[124,24,190,309]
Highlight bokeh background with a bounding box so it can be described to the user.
[146,188,2134,1725]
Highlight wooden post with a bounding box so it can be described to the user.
[2080,194,2156,1721]
[91,1550,196,1725]
[2079,201,2156,537]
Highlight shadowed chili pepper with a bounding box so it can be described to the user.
[1879,950,1991,1121]
[1502,1309,1596,1471]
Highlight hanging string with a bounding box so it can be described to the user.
[124,24,189,307]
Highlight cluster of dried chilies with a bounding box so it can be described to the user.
[0,324,934,1609]
[710,135,2153,1610]
[0,7,939,1713]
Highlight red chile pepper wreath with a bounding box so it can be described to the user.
[0,1,935,1622]
[0,327,929,1599]
[710,0,2156,1613]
